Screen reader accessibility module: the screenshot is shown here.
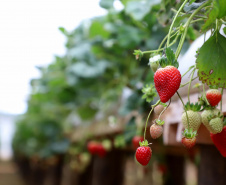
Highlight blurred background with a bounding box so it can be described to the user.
[0,0,223,185]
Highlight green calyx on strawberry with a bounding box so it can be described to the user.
[142,84,157,103]
[201,108,223,133]
[135,140,152,166]
[181,128,197,149]
[206,89,222,107]
[182,102,202,131]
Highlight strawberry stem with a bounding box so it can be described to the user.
[144,100,161,140]
[175,1,210,58]
[188,68,196,102]
[203,84,210,106]
[166,0,189,47]
[220,87,224,111]
[181,65,195,78]
[158,99,171,121]
[176,91,190,130]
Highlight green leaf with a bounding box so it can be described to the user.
[99,0,114,9]
[164,47,179,68]
[125,0,160,21]
[201,0,226,32]
[202,1,218,32]
[89,21,110,39]
[189,0,196,5]
[77,105,98,120]
[58,27,68,36]
[217,0,226,18]
[196,32,226,88]
[224,27,226,35]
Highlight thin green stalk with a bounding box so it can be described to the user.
[144,100,161,140]
[177,91,190,130]
[167,0,189,47]
[182,65,195,78]
[190,18,205,24]
[203,84,210,106]
[180,76,198,88]
[158,99,171,120]
[142,34,179,55]
[158,29,179,50]
[175,1,210,58]
[188,69,196,102]
[220,88,224,111]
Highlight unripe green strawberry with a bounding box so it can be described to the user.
[182,110,201,131]
[149,55,160,72]
[201,108,223,132]
[209,117,223,134]
[154,105,165,115]
[150,61,159,72]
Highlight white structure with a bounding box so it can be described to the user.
[0,112,17,160]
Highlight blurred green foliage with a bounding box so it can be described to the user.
[13,0,199,159]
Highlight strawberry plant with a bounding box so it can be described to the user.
[134,0,226,160]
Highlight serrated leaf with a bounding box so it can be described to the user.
[196,32,226,88]
[165,47,179,68]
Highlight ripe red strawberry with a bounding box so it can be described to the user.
[150,124,163,139]
[181,137,196,149]
[136,146,152,166]
[206,89,222,106]
[87,141,98,155]
[96,144,107,157]
[132,136,144,149]
[210,126,226,157]
[154,66,181,103]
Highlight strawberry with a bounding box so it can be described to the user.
[209,117,223,134]
[132,136,144,149]
[87,141,98,155]
[96,143,107,158]
[154,66,181,103]
[181,128,197,149]
[182,103,201,131]
[206,89,222,107]
[182,137,196,149]
[150,123,163,139]
[182,111,201,131]
[201,108,223,132]
[149,55,160,72]
[136,143,152,166]
[210,126,226,157]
